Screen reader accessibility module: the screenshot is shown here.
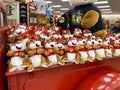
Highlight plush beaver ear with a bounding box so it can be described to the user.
[81,10,99,29]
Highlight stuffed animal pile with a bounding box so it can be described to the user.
[6,24,120,72]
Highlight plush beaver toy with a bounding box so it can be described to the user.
[25,39,49,72]
[57,0,107,39]
[6,42,28,72]
[44,38,65,66]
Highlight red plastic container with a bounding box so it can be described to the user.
[0,1,8,90]
[6,62,97,90]
[0,40,7,90]
[6,56,120,90]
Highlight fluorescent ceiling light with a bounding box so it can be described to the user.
[51,9,54,11]
[100,9,112,11]
[52,5,62,8]
[97,5,110,8]
[60,13,64,15]
[60,8,69,10]
[61,0,70,2]
[45,1,53,4]
[54,11,61,13]
[94,1,108,4]
[102,11,112,13]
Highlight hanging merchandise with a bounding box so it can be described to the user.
[34,0,46,14]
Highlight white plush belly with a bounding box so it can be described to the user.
[11,57,23,66]
[88,50,95,59]
[48,55,57,64]
[96,49,106,58]
[67,53,76,62]
[114,49,120,56]
[79,51,88,61]
[29,55,41,67]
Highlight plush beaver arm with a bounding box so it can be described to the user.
[81,10,99,28]
[93,30,107,39]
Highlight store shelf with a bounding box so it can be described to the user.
[29,13,49,27]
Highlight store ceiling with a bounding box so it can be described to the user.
[45,0,120,15]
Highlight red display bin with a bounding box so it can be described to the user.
[0,40,7,90]
[6,56,120,90]
[6,62,97,90]
[0,1,8,90]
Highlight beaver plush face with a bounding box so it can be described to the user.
[73,28,82,38]
[69,0,97,6]
[68,38,78,46]
[28,40,42,49]
[45,41,56,48]
[18,24,26,30]
[35,30,42,36]
[115,33,120,39]
[78,39,87,45]
[10,42,25,51]
[62,30,72,39]
[40,30,51,41]
[53,34,62,40]
[14,25,26,36]
[114,39,120,44]
[83,29,92,39]
[87,39,97,46]
[103,40,110,46]
[56,43,65,49]
[96,37,102,45]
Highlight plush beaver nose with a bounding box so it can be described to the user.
[92,42,94,44]
[36,44,40,47]
[51,45,54,47]
[72,42,76,45]
[16,46,21,50]
[83,41,86,43]
[17,31,22,34]
[79,32,82,34]
[58,46,62,48]
[57,37,60,39]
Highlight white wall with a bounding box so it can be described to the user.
[102,14,120,25]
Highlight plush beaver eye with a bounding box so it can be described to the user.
[83,41,86,43]
[92,42,94,44]
[98,41,101,43]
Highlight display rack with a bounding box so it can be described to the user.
[29,13,49,28]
